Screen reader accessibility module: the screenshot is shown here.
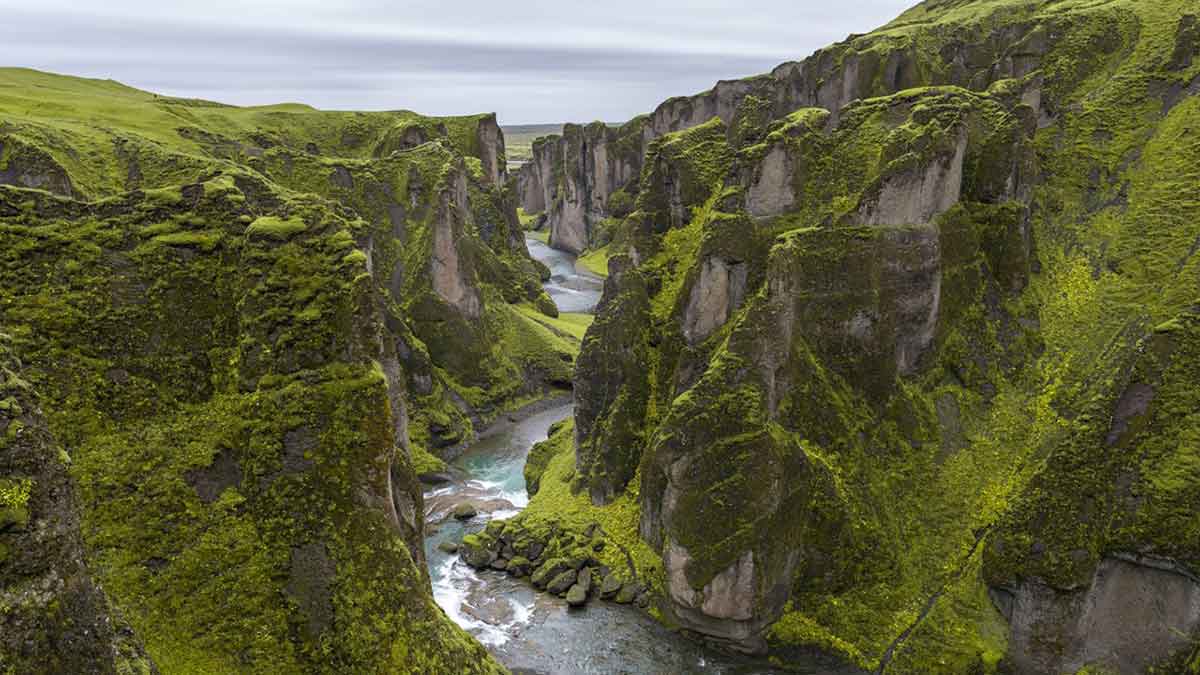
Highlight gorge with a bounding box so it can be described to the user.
[2,0,1200,673]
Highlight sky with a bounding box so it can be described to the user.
[2,1,916,124]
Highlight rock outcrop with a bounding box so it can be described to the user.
[994,555,1200,674]
[520,121,645,253]
[516,0,1079,253]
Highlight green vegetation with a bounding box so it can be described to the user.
[509,419,664,589]
[502,123,562,164]
[0,66,557,672]
[564,0,1200,672]
[577,245,610,277]
[516,207,539,229]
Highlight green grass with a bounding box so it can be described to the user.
[0,67,497,199]
[501,124,561,164]
[577,245,610,278]
[517,207,540,229]
[515,304,594,342]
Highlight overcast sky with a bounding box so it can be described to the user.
[2,1,915,124]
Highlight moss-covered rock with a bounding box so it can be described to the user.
[0,335,154,674]
[565,0,1200,671]
[0,69,516,673]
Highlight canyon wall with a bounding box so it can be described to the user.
[0,68,565,672]
[563,1,1200,672]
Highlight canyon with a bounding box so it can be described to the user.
[1,0,1199,672]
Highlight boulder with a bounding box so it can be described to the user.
[547,569,578,596]
[452,503,477,520]
[506,556,533,577]
[531,557,572,589]
[436,541,459,554]
[576,567,593,596]
[459,534,496,569]
[615,582,642,604]
[599,573,623,600]
[566,584,588,607]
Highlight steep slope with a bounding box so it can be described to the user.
[556,1,1200,672]
[0,68,567,672]
[0,334,154,673]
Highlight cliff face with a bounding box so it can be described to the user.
[0,335,154,673]
[0,68,556,672]
[519,0,1071,256]
[517,120,647,253]
[568,1,1200,672]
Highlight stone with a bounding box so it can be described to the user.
[547,569,578,596]
[506,556,532,577]
[599,573,623,600]
[681,256,748,346]
[459,534,496,569]
[418,471,453,485]
[745,144,795,217]
[998,556,1200,674]
[531,558,572,589]
[615,582,640,605]
[565,584,588,607]
[576,567,593,596]
[430,171,482,319]
[452,503,478,520]
[526,540,545,562]
[436,541,458,555]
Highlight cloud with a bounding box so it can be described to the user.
[0,0,915,123]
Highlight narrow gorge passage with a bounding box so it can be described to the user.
[421,238,791,674]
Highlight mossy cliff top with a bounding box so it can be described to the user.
[567,0,1200,672]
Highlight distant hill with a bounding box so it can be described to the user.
[502,124,562,166]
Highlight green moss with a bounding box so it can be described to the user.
[0,72,523,670]
[246,215,307,240]
[577,245,610,277]
[514,419,664,590]
[411,445,449,476]
[0,477,32,510]
[149,230,224,251]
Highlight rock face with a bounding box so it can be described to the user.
[566,0,1200,670]
[0,137,76,198]
[573,255,653,504]
[682,256,748,345]
[518,121,645,253]
[516,0,1069,245]
[0,336,153,673]
[430,169,483,319]
[855,129,967,227]
[473,113,507,186]
[995,556,1200,674]
[745,144,794,217]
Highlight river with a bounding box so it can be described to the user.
[421,235,789,674]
